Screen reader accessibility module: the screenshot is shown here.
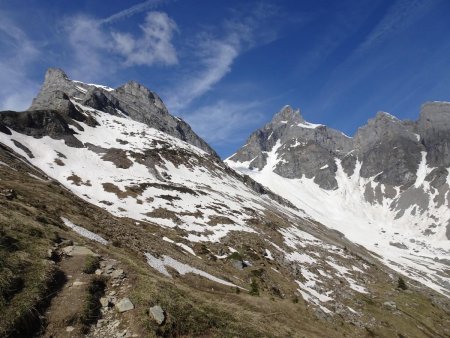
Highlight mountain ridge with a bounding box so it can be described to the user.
[29,68,219,158]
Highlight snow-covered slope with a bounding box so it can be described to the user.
[0,102,275,243]
[227,105,450,297]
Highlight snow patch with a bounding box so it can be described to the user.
[144,253,240,288]
[61,217,108,245]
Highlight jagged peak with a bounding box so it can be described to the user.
[271,105,304,124]
[117,80,153,94]
[374,111,399,122]
[420,101,450,115]
[44,68,69,83]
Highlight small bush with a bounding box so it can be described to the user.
[227,252,243,261]
[249,279,259,296]
[397,276,408,290]
[82,256,101,274]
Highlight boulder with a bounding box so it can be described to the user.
[62,245,96,256]
[149,305,165,325]
[111,269,125,279]
[116,298,134,313]
[383,301,397,311]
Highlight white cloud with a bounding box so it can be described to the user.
[64,11,178,81]
[112,11,178,66]
[64,15,112,81]
[0,15,40,111]
[166,3,280,111]
[101,0,167,24]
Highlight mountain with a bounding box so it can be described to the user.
[0,70,449,337]
[227,104,450,297]
[28,68,218,157]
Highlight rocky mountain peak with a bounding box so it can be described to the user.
[419,101,450,128]
[374,111,399,122]
[27,68,218,157]
[270,105,304,125]
[44,67,69,83]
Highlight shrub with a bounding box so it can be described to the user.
[82,256,101,274]
[249,279,259,296]
[227,252,243,261]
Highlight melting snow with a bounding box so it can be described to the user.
[61,217,108,245]
[144,253,239,288]
[227,146,450,297]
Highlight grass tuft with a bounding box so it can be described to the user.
[82,256,101,274]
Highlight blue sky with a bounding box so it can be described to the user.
[1,0,449,157]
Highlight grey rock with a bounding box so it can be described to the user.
[389,242,408,250]
[28,68,218,157]
[61,245,96,256]
[231,259,247,270]
[116,298,134,312]
[383,301,397,310]
[229,105,352,189]
[0,109,84,148]
[100,297,110,307]
[111,269,125,279]
[418,102,450,167]
[149,305,165,325]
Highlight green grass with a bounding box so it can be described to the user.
[227,251,243,261]
[82,255,101,274]
[80,276,106,333]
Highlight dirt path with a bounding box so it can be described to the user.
[39,244,141,338]
[41,246,99,338]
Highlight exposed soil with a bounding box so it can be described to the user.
[41,254,90,338]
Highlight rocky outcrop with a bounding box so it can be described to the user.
[228,105,353,189]
[418,102,450,167]
[0,109,84,147]
[29,68,218,157]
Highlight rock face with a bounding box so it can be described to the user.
[228,104,450,215]
[29,68,218,157]
[229,106,353,189]
[227,103,450,292]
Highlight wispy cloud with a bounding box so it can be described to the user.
[356,0,438,55]
[312,0,440,116]
[112,11,178,66]
[166,2,281,111]
[0,14,40,110]
[184,100,264,145]
[64,15,112,80]
[100,0,168,25]
[64,10,178,81]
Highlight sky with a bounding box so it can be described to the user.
[1,0,450,157]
